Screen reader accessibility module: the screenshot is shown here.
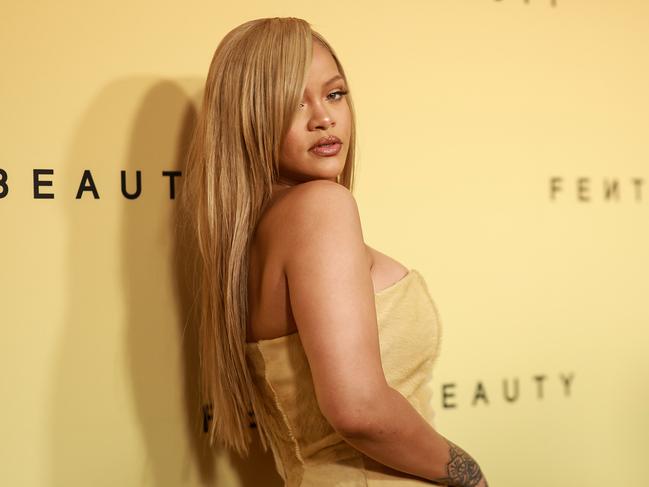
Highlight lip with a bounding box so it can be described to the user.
[310,135,342,150]
[310,141,342,157]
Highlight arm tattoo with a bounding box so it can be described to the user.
[433,439,483,487]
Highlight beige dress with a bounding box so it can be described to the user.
[245,268,444,486]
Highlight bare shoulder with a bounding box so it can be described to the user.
[265,180,371,266]
[279,179,358,223]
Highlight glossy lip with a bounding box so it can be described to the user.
[310,142,341,157]
[309,135,342,150]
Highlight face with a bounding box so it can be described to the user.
[275,40,351,189]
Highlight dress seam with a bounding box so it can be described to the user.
[257,342,306,467]
[360,454,369,487]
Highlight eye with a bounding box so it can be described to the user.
[297,89,348,110]
[328,89,348,101]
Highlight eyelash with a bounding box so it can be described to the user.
[298,90,348,109]
[328,89,348,101]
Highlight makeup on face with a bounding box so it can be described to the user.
[309,134,342,157]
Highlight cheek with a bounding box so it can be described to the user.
[337,107,352,133]
[281,132,303,158]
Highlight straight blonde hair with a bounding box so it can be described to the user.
[176,17,358,457]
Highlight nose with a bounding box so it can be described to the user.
[308,103,335,130]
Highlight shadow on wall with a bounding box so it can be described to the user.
[49,77,281,486]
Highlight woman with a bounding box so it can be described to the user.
[178,16,489,487]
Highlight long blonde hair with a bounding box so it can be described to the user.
[177,17,358,457]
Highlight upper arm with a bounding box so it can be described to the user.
[278,180,388,434]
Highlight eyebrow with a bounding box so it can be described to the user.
[324,74,345,85]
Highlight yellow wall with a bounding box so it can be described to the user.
[2,1,647,485]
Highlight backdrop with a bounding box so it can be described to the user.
[2,1,647,486]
